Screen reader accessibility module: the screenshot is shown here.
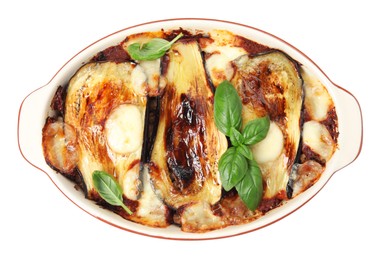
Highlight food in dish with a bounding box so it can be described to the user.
[41,28,339,232]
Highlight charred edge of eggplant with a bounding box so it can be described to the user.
[44,158,88,198]
[287,142,303,199]
[248,49,304,80]
[141,96,161,165]
[201,50,216,94]
[287,90,305,199]
[160,54,170,81]
[194,40,217,95]
[68,168,88,196]
[138,96,160,198]
[54,164,87,198]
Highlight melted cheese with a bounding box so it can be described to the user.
[42,119,78,174]
[120,161,140,200]
[44,30,339,233]
[139,59,161,95]
[303,121,335,162]
[290,160,323,197]
[179,201,224,232]
[105,104,144,154]
[303,72,333,121]
[104,104,145,200]
[252,121,284,164]
[131,65,147,95]
[130,167,170,227]
[202,30,247,86]
[205,46,247,85]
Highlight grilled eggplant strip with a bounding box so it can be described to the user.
[61,61,172,226]
[149,39,228,209]
[141,96,161,165]
[64,62,147,198]
[232,50,303,201]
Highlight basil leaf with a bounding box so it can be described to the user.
[218,147,248,191]
[235,158,263,211]
[229,127,244,146]
[92,170,132,215]
[237,144,253,161]
[213,80,265,209]
[242,116,270,145]
[214,80,242,136]
[127,33,183,61]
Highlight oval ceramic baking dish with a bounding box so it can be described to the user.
[18,18,363,240]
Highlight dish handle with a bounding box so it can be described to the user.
[18,86,51,170]
[332,85,363,171]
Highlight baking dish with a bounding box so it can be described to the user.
[18,18,363,240]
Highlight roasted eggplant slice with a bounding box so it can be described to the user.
[232,51,303,202]
[64,62,148,198]
[62,61,171,226]
[149,40,228,209]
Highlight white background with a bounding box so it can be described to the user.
[2,0,377,259]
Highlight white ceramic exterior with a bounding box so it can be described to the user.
[18,18,362,240]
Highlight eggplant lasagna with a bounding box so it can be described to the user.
[42,29,338,232]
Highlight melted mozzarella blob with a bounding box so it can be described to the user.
[122,162,140,200]
[133,167,170,226]
[131,65,147,95]
[303,72,332,121]
[303,120,335,161]
[139,59,161,95]
[202,30,247,86]
[105,104,144,154]
[205,46,247,85]
[252,121,284,164]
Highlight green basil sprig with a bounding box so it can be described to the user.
[214,80,270,211]
[242,117,271,145]
[127,33,183,61]
[218,147,248,191]
[214,81,242,136]
[235,158,263,211]
[92,170,132,215]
